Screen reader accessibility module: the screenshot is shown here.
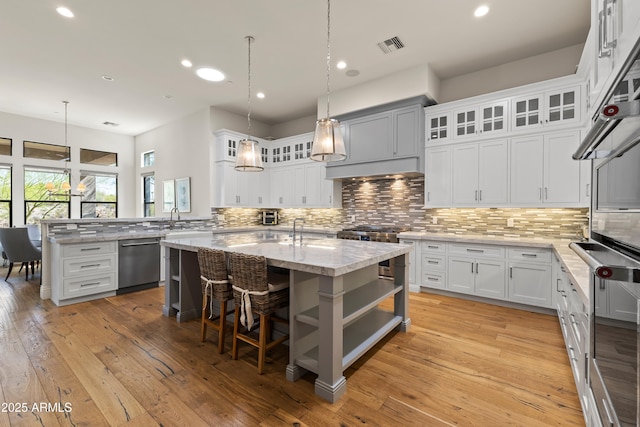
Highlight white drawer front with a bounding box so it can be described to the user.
[507,247,551,263]
[62,273,117,298]
[422,254,446,271]
[448,244,504,258]
[421,241,446,253]
[63,254,116,277]
[421,272,446,289]
[62,241,117,257]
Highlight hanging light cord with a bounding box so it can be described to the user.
[325,0,332,119]
[246,36,253,138]
[63,100,69,173]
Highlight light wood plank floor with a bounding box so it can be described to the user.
[0,271,584,426]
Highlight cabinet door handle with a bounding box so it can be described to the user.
[586,183,590,197]
[427,245,439,249]
[556,278,562,292]
[509,267,513,279]
[427,191,430,202]
[471,263,474,273]
[544,187,548,200]
[475,263,479,274]
[80,282,101,287]
[538,187,542,200]
[466,248,484,253]
[479,190,482,201]
[522,253,538,258]
[80,247,101,252]
[475,190,478,201]
[427,260,439,264]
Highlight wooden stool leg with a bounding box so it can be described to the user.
[231,306,241,360]
[258,314,268,374]
[200,293,208,342]
[217,300,227,353]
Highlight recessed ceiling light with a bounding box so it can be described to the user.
[56,6,74,18]
[336,61,347,69]
[163,94,173,100]
[346,69,360,77]
[256,92,265,99]
[181,59,192,68]
[101,75,114,82]
[474,5,489,17]
[196,67,225,82]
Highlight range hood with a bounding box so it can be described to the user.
[573,37,640,160]
[324,96,433,180]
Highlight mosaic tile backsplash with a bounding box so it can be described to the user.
[211,176,589,239]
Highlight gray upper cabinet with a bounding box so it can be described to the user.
[326,96,430,179]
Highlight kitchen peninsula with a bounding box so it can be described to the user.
[161,231,411,403]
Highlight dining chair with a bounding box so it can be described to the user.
[0,227,42,281]
[229,252,290,374]
[197,247,234,353]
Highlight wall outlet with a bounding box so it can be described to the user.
[350,215,356,223]
[218,214,225,222]
[507,218,515,227]
[432,216,438,225]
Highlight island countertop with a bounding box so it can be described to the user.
[161,232,411,277]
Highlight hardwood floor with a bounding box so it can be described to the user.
[0,270,584,426]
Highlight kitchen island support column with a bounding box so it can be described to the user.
[314,274,347,402]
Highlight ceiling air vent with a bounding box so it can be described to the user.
[102,121,119,127]
[377,36,405,54]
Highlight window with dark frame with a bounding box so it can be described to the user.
[23,140,70,161]
[24,168,70,224]
[0,166,12,227]
[0,137,12,156]
[80,148,118,166]
[143,174,155,217]
[80,173,117,218]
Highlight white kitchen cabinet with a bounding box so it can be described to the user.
[510,130,582,206]
[426,111,451,143]
[51,240,118,306]
[452,139,508,206]
[319,164,342,208]
[218,162,270,207]
[507,247,553,308]
[399,239,419,291]
[293,163,322,206]
[511,86,581,131]
[453,100,507,140]
[447,244,506,299]
[420,240,447,291]
[425,146,452,207]
[269,166,293,207]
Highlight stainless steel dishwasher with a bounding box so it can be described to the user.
[117,238,160,295]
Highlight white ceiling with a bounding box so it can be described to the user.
[0,0,590,136]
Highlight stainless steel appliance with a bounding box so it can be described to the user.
[570,35,640,427]
[262,210,278,225]
[117,238,160,295]
[337,225,410,278]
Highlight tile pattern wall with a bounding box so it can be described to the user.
[341,176,589,239]
[46,218,215,239]
[210,176,589,239]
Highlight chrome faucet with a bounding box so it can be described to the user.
[169,207,180,229]
[292,217,305,245]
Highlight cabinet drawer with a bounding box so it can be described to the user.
[421,272,446,289]
[507,247,551,263]
[62,241,117,257]
[63,254,116,277]
[62,273,117,299]
[448,244,504,258]
[421,241,446,253]
[422,254,446,271]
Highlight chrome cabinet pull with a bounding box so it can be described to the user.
[475,263,479,274]
[586,183,590,197]
[80,247,101,251]
[475,190,478,201]
[556,278,562,292]
[522,253,538,258]
[509,267,513,279]
[80,264,101,269]
[471,263,474,273]
[479,189,482,201]
[538,187,542,200]
[80,282,101,287]
[466,248,484,253]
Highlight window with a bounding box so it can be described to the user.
[23,140,69,161]
[80,148,117,166]
[80,173,117,218]
[0,137,12,156]
[0,166,12,227]
[142,150,155,167]
[143,174,155,217]
[24,168,70,224]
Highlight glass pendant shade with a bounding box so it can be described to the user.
[61,181,71,192]
[310,118,346,162]
[235,138,264,171]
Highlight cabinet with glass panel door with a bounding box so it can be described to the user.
[511,85,581,132]
[452,100,508,140]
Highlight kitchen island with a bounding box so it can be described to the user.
[161,231,411,403]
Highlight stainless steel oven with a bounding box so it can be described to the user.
[337,226,409,278]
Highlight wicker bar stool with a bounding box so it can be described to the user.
[197,247,233,353]
[229,252,290,374]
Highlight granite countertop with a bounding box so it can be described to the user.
[162,232,410,277]
[40,217,211,224]
[397,231,590,303]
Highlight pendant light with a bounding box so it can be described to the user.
[46,101,86,197]
[235,36,264,172]
[310,0,346,162]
